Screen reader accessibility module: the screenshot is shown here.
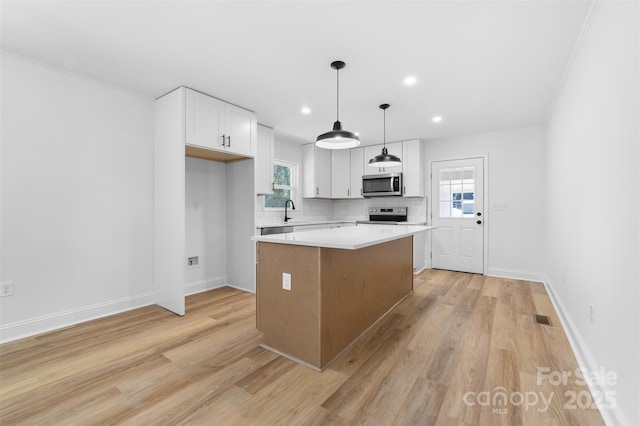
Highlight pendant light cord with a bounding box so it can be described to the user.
[383,107,386,148]
[336,68,340,122]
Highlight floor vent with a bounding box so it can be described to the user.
[534,314,553,326]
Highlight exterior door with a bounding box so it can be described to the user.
[431,158,484,273]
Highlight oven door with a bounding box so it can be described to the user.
[362,173,402,197]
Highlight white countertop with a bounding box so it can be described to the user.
[252,224,435,250]
[256,220,426,228]
[256,220,355,229]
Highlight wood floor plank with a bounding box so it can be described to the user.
[434,298,496,425]
[0,275,605,426]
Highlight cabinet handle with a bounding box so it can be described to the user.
[403,186,406,195]
[347,189,350,197]
[316,187,319,196]
[221,134,226,147]
[227,135,231,147]
[272,181,275,191]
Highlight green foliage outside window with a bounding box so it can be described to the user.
[265,162,295,208]
[274,164,290,186]
[265,189,292,208]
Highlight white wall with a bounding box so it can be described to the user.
[226,158,256,292]
[185,157,227,294]
[545,2,639,424]
[426,126,547,279]
[0,52,155,342]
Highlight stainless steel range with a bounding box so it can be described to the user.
[356,206,408,225]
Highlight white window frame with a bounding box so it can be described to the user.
[264,160,298,210]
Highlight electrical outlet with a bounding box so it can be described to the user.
[589,304,595,323]
[282,273,291,291]
[1,281,13,297]
[492,202,510,211]
[186,256,199,269]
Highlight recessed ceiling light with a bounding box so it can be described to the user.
[301,106,311,115]
[404,76,417,86]
[432,115,443,123]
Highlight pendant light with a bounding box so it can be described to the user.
[316,60,360,149]
[368,103,401,167]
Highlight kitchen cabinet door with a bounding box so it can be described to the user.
[256,124,274,195]
[302,144,331,198]
[331,149,351,198]
[363,142,403,175]
[185,89,224,151]
[224,103,254,156]
[402,139,425,197]
[350,147,364,198]
[184,88,256,157]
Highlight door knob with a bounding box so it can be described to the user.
[477,220,482,225]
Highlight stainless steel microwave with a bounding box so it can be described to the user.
[362,173,403,197]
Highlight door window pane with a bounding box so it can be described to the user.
[439,184,451,201]
[438,166,476,218]
[439,201,451,218]
[450,168,463,183]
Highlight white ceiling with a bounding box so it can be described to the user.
[1,1,592,145]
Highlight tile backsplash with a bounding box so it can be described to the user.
[256,196,427,225]
[333,197,427,223]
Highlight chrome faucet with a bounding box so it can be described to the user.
[284,199,296,223]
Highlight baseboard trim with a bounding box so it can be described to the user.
[486,267,545,282]
[0,292,154,344]
[1,276,244,344]
[542,275,629,426]
[413,266,427,275]
[184,276,228,296]
[224,283,255,294]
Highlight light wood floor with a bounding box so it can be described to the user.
[0,270,604,425]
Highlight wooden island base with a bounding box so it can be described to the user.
[256,236,413,370]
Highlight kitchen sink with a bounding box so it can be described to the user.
[260,226,293,235]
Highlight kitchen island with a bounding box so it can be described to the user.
[252,224,432,370]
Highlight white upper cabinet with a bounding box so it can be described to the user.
[256,124,274,195]
[185,89,223,150]
[224,103,254,156]
[185,88,256,157]
[401,139,425,197]
[331,149,351,199]
[301,140,422,199]
[349,147,364,198]
[302,144,331,198]
[363,142,403,175]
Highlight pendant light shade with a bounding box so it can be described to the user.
[369,104,401,167]
[316,61,360,150]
